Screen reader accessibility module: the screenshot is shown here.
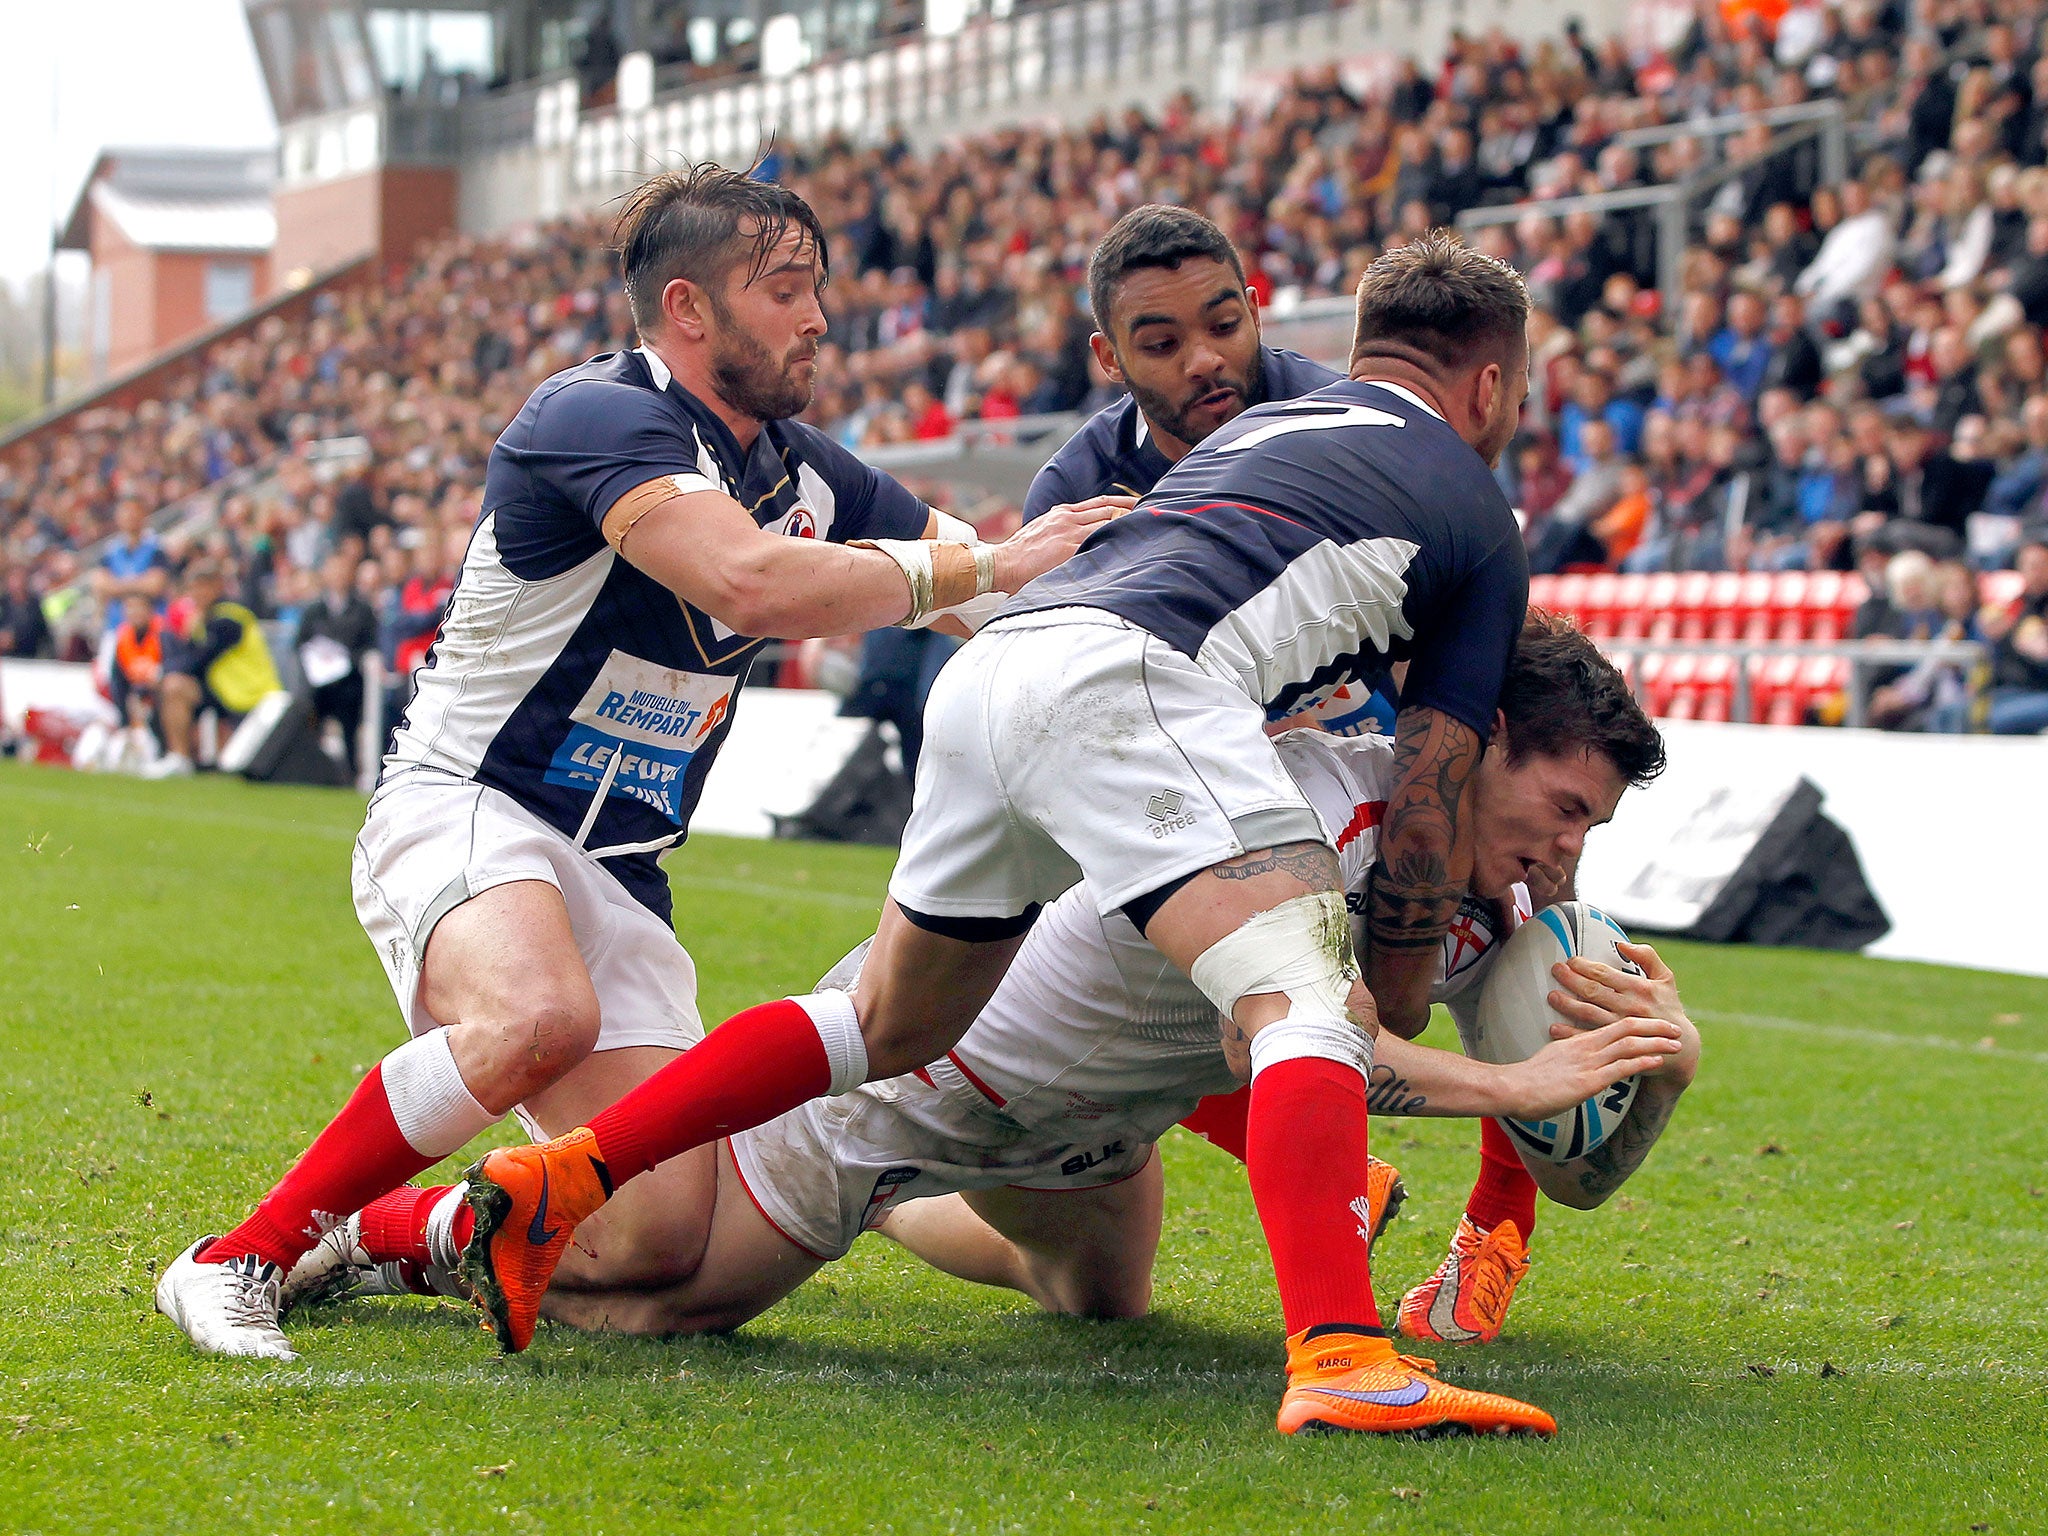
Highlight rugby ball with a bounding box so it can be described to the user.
[1466,901,1643,1163]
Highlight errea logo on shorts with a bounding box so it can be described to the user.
[1145,789,1197,839]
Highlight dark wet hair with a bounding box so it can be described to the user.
[1086,205,1247,335]
[1501,610,1666,787]
[614,160,829,335]
[1351,229,1529,373]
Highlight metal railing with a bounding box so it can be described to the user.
[1602,637,1987,729]
[1458,101,1846,314]
[560,0,1576,186]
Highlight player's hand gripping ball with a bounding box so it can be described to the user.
[1467,901,1642,1162]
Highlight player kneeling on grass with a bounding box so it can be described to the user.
[287,618,1698,1388]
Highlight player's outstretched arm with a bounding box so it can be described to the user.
[1531,941,1700,1210]
[602,484,1126,639]
[1367,1017,1683,1120]
[1366,705,1483,1039]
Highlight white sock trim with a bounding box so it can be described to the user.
[382,1030,496,1158]
[794,990,869,1096]
[422,1182,470,1271]
[1246,1010,1374,1081]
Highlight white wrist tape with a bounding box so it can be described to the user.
[854,537,1000,627]
[382,1029,497,1158]
[794,989,870,1096]
[857,538,937,624]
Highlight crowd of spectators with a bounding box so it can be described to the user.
[6,0,2048,738]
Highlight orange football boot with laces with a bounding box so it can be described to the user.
[461,1128,615,1352]
[1276,1327,1556,1438]
[1360,1155,1407,1254]
[1397,1215,1531,1345]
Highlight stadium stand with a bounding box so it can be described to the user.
[8,0,2048,744]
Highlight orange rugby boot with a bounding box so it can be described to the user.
[461,1128,614,1353]
[1276,1327,1556,1438]
[1360,1155,1407,1256]
[1396,1215,1531,1345]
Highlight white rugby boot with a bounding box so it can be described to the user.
[281,1192,474,1314]
[280,1215,375,1313]
[156,1239,296,1360]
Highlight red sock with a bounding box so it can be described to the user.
[585,998,833,1183]
[1244,1056,1381,1335]
[1178,1088,1251,1161]
[1467,1117,1539,1239]
[198,1064,435,1272]
[358,1184,473,1267]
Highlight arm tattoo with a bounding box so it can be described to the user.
[1213,840,1341,889]
[1364,1063,1427,1115]
[1574,1089,1677,1200]
[1367,706,1480,951]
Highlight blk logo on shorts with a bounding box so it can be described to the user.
[1145,789,1196,839]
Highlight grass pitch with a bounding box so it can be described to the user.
[2,760,2045,1535]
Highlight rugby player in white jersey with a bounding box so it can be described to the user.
[462,234,1582,1437]
[154,164,1119,1361]
[287,616,1692,1345]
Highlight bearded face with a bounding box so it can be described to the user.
[707,289,819,422]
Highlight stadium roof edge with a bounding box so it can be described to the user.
[58,147,276,252]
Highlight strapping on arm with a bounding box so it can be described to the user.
[850,536,1000,628]
[602,473,718,553]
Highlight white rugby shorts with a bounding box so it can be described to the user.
[351,768,704,1053]
[889,609,1328,926]
[729,1065,1155,1261]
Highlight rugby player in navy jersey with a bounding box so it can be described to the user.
[1021,205,1341,525]
[155,164,1120,1361]
[466,232,1554,1437]
[1040,212,1547,1323]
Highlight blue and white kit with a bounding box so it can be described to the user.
[353,347,928,1052]
[888,377,1528,931]
[734,730,1530,1259]
[1020,345,1339,523]
[1019,346,1392,738]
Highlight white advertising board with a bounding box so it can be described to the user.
[1578,719,2048,978]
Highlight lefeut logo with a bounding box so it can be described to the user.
[544,651,738,823]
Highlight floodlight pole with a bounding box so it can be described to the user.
[43,54,60,406]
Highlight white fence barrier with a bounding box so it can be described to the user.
[1579,719,2048,978]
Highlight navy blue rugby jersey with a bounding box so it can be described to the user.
[1008,378,1528,739]
[1020,346,1340,522]
[388,347,928,920]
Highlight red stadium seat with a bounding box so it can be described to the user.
[1528,573,1561,612]
[1695,654,1737,721]
[1611,573,1651,639]
[1737,571,1776,641]
[1769,571,1809,640]
[1661,651,1702,718]
[1634,650,1674,716]
[1705,571,1745,640]
[1982,569,2025,611]
[1552,572,1591,624]
[1747,652,1805,725]
[1804,570,1846,640]
[1832,574,1868,637]
[1797,653,1851,721]
[1580,572,1621,638]
[1644,572,1682,640]
[1674,572,1714,641]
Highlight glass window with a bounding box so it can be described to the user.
[204,262,257,324]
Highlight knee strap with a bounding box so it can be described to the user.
[1187,892,1372,1078]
